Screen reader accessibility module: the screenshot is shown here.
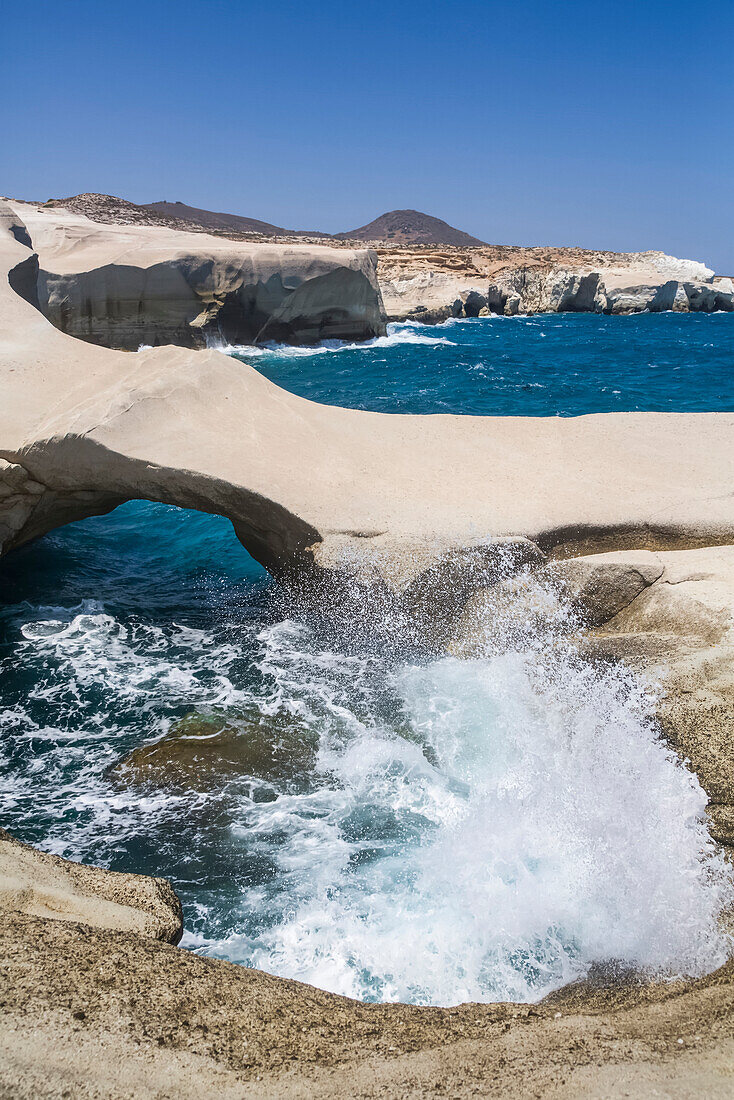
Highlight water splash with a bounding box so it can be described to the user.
[3,545,731,1007]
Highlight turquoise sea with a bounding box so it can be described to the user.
[231,311,734,415]
[2,313,733,1006]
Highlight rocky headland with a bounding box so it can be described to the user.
[7,201,385,350]
[378,243,734,322]
[8,193,732,332]
[2,199,734,1096]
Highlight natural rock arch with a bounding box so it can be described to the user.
[2,201,734,590]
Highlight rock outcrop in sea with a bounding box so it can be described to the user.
[484,259,734,316]
[378,247,734,321]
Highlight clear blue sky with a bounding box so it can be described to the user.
[3,0,733,271]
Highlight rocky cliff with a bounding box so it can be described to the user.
[2,201,734,582]
[378,246,734,321]
[485,258,734,316]
[4,201,734,1098]
[10,202,386,350]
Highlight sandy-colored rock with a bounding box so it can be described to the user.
[540,551,665,625]
[580,547,734,847]
[1,908,734,1099]
[2,204,733,579]
[483,257,734,316]
[450,546,734,853]
[0,829,182,943]
[377,240,731,320]
[452,547,734,858]
[2,199,734,1095]
[10,201,386,349]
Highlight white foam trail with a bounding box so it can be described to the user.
[3,587,732,1007]
[210,322,456,359]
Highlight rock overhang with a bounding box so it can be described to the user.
[1,200,734,591]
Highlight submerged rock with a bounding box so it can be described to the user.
[111,711,318,793]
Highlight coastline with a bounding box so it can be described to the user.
[2,199,734,1096]
[3,541,734,1097]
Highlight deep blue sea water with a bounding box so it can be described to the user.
[230,312,734,415]
[2,314,733,1005]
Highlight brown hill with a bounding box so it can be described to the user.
[34,195,486,247]
[335,209,487,247]
[142,200,296,237]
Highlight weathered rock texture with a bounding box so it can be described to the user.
[3,201,734,1097]
[2,203,733,581]
[377,244,733,321]
[10,202,386,349]
[3,546,734,1097]
[2,901,734,1098]
[581,546,734,853]
[451,545,734,859]
[0,829,182,943]
[485,261,734,316]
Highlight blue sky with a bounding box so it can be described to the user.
[3,0,733,271]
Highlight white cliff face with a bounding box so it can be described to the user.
[2,202,734,581]
[485,258,734,316]
[11,203,386,350]
[379,244,730,321]
[380,270,490,324]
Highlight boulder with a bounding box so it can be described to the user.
[484,255,730,316]
[538,552,664,626]
[448,551,663,658]
[580,547,734,848]
[486,268,602,314]
[685,278,734,312]
[110,711,317,792]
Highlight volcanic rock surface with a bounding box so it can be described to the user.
[2,199,734,1098]
[8,201,385,350]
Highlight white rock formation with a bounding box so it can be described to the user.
[10,202,386,349]
[1,201,734,585]
[0,828,182,942]
[486,254,734,316]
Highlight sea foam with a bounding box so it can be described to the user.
[2,511,732,1007]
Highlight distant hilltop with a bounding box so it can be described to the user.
[15,193,731,322]
[35,194,485,247]
[333,210,486,247]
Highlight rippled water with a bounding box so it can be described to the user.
[227,312,734,415]
[2,314,733,1005]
